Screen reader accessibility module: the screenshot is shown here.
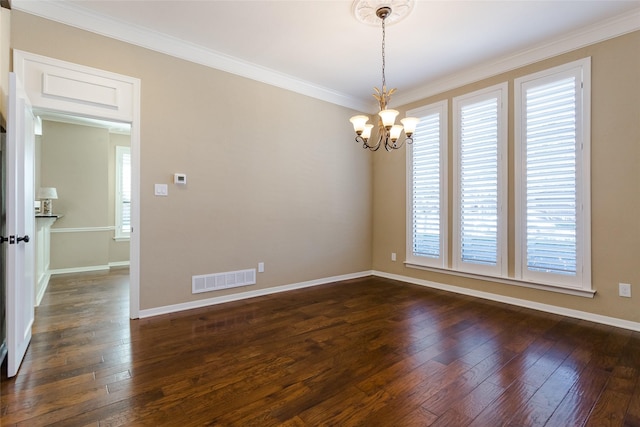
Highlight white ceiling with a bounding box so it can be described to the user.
[11,0,640,112]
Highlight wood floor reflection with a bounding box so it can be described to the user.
[2,269,639,426]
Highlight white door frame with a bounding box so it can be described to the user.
[13,50,141,318]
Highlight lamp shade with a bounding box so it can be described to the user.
[38,187,58,200]
[389,124,404,142]
[400,117,420,137]
[349,115,370,135]
[378,109,399,128]
[361,124,373,140]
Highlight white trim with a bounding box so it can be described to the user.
[392,9,640,107]
[13,49,137,122]
[514,57,592,290]
[13,50,141,320]
[35,272,51,306]
[129,69,141,321]
[373,270,640,332]
[109,261,130,268]
[404,262,595,298]
[50,226,115,233]
[10,0,370,113]
[406,100,448,269]
[452,82,508,277]
[139,271,373,318]
[50,265,110,275]
[49,262,129,276]
[11,1,638,112]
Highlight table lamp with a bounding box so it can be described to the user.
[38,187,58,215]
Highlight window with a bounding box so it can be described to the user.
[406,59,591,294]
[406,101,448,268]
[515,58,591,289]
[453,83,508,276]
[115,146,131,240]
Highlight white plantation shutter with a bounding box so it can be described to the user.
[453,84,507,276]
[525,77,576,275]
[407,101,447,267]
[405,60,589,293]
[116,146,131,238]
[516,58,590,289]
[460,98,498,265]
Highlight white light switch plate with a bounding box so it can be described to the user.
[154,184,168,196]
[619,283,631,298]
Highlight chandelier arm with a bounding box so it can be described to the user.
[387,137,404,151]
[355,135,381,151]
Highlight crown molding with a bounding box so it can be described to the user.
[12,1,640,113]
[11,0,371,113]
[393,7,640,107]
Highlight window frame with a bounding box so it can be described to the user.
[115,145,131,241]
[514,57,592,290]
[406,100,448,268]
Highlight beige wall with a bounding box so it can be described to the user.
[373,31,640,323]
[41,120,110,269]
[15,10,636,325]
[40,120,131,269]
[11,11,372,310]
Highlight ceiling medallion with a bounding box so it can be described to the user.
[352,0,415,26]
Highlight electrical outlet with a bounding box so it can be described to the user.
[258,262,264,273]
[619,283,631,298]
[391,253,397,262]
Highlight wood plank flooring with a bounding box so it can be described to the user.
[1,269,639,426]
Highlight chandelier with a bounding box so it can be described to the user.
[349,5,419,151]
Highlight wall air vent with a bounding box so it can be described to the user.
[192,268,257,294]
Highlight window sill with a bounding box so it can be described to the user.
[113,236,130,242]
[404,262,595,298]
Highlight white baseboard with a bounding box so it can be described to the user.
[35,272,51,306]
[50,265,110,275]
[373,270,640,332]
[109,261,130,268]
[139,270,373,318]
[49,262,130,276]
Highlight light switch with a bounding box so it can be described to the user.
[154,184,168,196]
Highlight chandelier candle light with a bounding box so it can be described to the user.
[349,5,419,151]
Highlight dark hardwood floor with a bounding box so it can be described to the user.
[1,269,639,426]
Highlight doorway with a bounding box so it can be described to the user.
[13,49,141,319]
[35,112,131,302]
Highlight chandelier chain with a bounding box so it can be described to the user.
[381,15,386,99]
